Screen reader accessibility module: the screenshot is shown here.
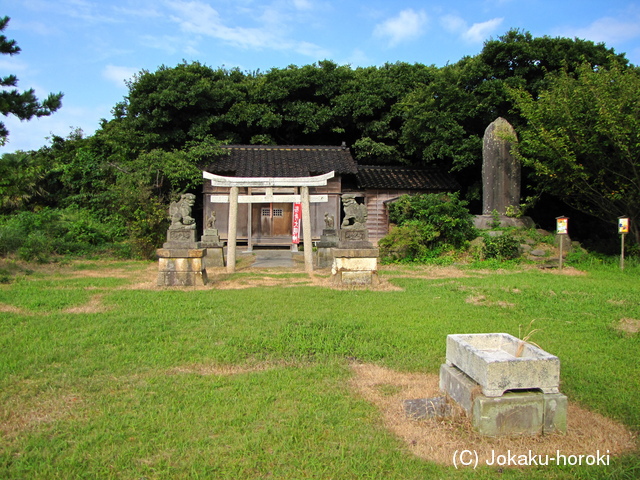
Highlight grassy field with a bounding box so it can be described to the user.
[0,258,638,479]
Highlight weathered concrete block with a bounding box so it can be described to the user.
[339,271,375,285]
[332,256,378,272]
[204,247,225,268]
[158,257,205,272]
[316,247,334,268]
[473,391,544,436]
[440,364,568,436]
[446,333,560,397]
[543,392,568,434]
[439,363,479,414]
[157,270,207,287]
[156,247,208,286]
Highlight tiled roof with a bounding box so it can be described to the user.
[204,145,358,177]
[356,165,460,191]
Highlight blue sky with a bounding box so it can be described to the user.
[2,0,640,153]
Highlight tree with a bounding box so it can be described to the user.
[510,63,640,245]
[0,16,63,146]
[0,151,45,211]
[400,29,629,173]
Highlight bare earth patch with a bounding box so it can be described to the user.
[0,303,30,315]
[164,360,298,377]
[63,294,109,314]
[349,363,637,468]
[0,391,82,439]
[615,318,640,335]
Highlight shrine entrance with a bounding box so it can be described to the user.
[202,171,335,273]
[253,203,293,241]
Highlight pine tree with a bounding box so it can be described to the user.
[0,16,63,146]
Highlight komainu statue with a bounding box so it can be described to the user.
[169,193,196,229]
[341,194,367,229]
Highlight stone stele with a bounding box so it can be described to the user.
[482,117,520,215]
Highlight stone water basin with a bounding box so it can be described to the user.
[446,333,560,397]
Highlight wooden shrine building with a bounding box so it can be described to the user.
[202,145,460,250]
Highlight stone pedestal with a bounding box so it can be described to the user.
[157,248,208,286]
[164,227,199,249]
[203,247,225,268]
[201,228,225,268]
[331,248,379,286]
[446,333,560,397]
[474,215,535,230]
[439,364,567,436]
[438,334,567,436]
[316,228,339,268]
[338,228,372,249]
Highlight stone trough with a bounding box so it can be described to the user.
[446,333,560,397]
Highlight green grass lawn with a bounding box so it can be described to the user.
[0,260,638,479]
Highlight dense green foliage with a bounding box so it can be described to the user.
[0,17,62,146]
[379,193,477,261]
[0,207,126,261]
[510,63,640,245]
[2,27,637,258]
[480,232,522,261]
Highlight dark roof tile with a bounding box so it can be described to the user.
[205,145,358,177]
[356,165,460,191]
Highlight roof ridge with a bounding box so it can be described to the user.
[222,144,347,150]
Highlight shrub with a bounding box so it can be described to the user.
[0,207,127,260]
[380,193,477,262]
[481,233,521,260]
[378,222,435,262]
[387,192,477,249]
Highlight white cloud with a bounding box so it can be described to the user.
[558,16,640,45]
[374,9,429,47]
[440,14,503,44]
[164,0,328,58]
[463,18,503,43]
[292,0,314,10]
[102,65,139,88]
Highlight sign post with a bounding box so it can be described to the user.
[556,216,569,270]
[292,203,302,245]
[618,216,629,271]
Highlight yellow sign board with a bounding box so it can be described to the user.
[556,217,568,235]
[619,217,629,234]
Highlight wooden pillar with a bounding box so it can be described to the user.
[227,186,239,273]
[246,187,253,253]
[301,186,313,273]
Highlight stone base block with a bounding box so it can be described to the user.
[332,270,378,286]
[157,270,207,287]
[473,391,545,436]
[157,248,207,286]
[474,215,535,230]
[204,247,225,268]
[316,247,334,268]
[330,248,379,286]
[440,363,567,436]
[439,363,479,414]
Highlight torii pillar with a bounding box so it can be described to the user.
[203,171,335,274]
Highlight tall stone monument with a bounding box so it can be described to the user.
[476,117,533,229]
[331,194,379,286]
[483,117,519,215]
[157,194,208,286]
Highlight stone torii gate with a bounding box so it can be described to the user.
[202,171,335,273]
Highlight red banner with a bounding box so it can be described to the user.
[292,203,302,244]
